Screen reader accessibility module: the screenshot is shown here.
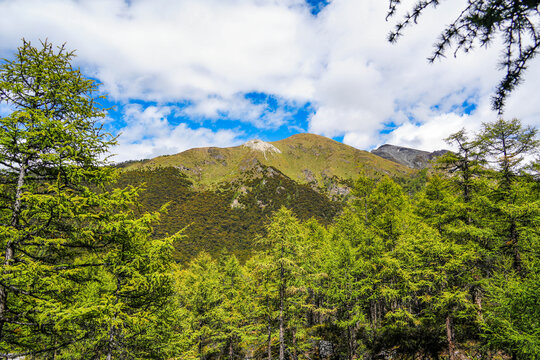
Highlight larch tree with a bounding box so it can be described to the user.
[478,118,539,274]
[0,39,114,355]
[387,0,540,111]
[0,40,178,359]
[259,207,308,360]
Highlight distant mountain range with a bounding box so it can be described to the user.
[116,134,446,262]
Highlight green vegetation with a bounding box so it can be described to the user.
[121,133,411,189]
[1,39,539,360]
[0,40,179,358]
[174,119,538,359]
[114,164,342,263]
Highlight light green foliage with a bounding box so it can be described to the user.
[70,193,178,359]
[324,209,378,359]
[478,118,539,186]
[177,253,227,358]
[0,40,178,359]
[483,266,540,358]
[0,39,114,355]
[176,252,254,359]
[258,207,310,360]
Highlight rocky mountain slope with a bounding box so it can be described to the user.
[371,144,448,169]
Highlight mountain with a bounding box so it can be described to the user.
[115,134,415,262]
[121,133,412,188]
[371,144,449,169]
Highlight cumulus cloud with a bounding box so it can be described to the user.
[180,94,297,129]
[111,104,243,162]
[1,0,538,160]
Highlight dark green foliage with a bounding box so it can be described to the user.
[114,165,343,263]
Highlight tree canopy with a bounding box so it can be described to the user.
[0,40,179,359]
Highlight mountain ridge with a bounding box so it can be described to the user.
[371,143,449,169]
[114,133,441,261]
[121,133,413,189]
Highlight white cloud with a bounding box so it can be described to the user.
[1,0,538,159]
[111,104,243,162]
[180,94,296,129]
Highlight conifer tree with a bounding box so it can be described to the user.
[324,209,377,359]
[0,39,115,355]
[176,252,227,359]
[218,254,251,359]
[258,207,308,360]
[0,40,178,358]
[477,118,539,274]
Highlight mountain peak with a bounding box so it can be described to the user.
[371,144,448,169]
[243,139,281,159]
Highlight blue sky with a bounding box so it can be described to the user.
[1,0,539,162]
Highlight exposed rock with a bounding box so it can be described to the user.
[371,144,449,169]
[265,167,278,178]
[230,198,245,209]
[243,139,281,159]
[207,148,227,166]
[239,158,264,173]
[328,183,350,197]
[175,165,191,171]
[302,169,317,184]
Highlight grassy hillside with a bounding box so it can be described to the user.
[121,133,412,188]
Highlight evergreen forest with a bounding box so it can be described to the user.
[1,41,539,360]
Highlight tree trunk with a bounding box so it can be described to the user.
[475,288,484,323]
[106,324,115,360]
[229,337,234,359]
[347,326,353,360]
[267,310,272,360]
[107,279,121,360]
[0,160,28,337]
[292,327,298,360]
[279,281,285,360]
[510,221,522,274]
[279,244,285,360]
[446,315,456,360]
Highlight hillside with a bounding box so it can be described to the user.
[121,133,412,188]
[116,134,415,262]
